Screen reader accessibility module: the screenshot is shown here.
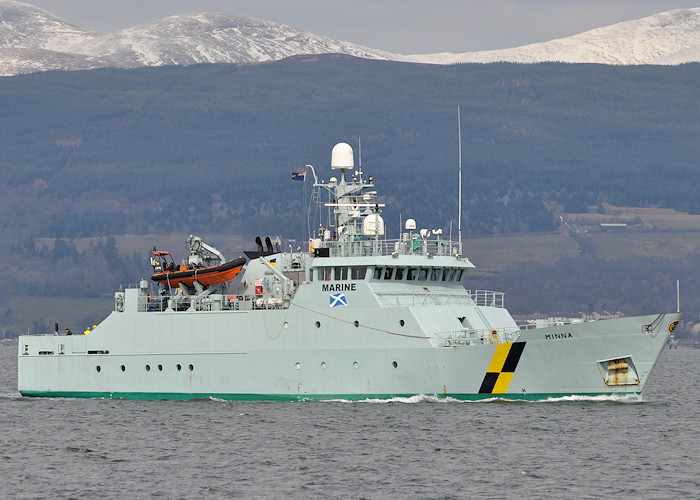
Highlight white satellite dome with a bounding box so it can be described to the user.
[363,213,385,237]
[331,142,354,170]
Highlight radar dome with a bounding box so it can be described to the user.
[363,214,385,237]
[331,142,354,170]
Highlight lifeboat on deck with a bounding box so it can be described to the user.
[150,256,246,288]
[150,236,246,288]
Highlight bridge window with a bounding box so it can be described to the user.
[318,267,331,281]
[384,267,394,280]
[351,266,366,280]
[373,267,383,279]
[334,266,348,280]
[430,268,441,281]
[418,268,428,281]
[455,269,464,281]
[407,268,417,280]
[394,267,404,280]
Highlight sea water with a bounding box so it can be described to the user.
[1,344,698,499]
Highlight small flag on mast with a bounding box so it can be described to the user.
[291,171,306,181]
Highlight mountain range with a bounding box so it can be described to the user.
[1,1,699,76]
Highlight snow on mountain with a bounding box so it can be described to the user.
[407,8,700,65]
[0,1,401,76]
[1,0,699,77]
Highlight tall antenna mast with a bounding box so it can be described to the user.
[359,137,362,169]
[457,106,463,255]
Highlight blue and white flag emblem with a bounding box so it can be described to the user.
[330,293,348,307]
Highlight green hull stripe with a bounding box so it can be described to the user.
[19,390,639,402]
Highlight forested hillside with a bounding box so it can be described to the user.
[1,58,698,239]
[0,57,698,336]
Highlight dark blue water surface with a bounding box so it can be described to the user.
[1,344,698,499]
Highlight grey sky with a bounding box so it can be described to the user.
[25,0,700,53]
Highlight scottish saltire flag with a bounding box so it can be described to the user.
[291,171,306,181]
[330,293,348,307]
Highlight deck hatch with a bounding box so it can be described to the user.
[597,356,640,386]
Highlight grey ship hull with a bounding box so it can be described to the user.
[18,302,677,400]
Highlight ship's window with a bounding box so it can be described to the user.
[145,364,151,372]
[407,268,417,280]
[444,269,455,281]
[121,365,126,372]
[354,320,359,327]
[334,266,348,280]
[394,268,404,280]
[158,364,163,371]
[430,268,441,281]
[384,267,394,280]
[455,269,464,281]
[351,266,366,280]
[176,364,182,371]
[295,362,301,370]
[392,361,398,368]
[353,361,359,369]
[96,365,101,372]
[315,321,321,328]
[418,268,428,281]
[318,267,331,281]
[373,267,383,279]
[188,364,194,372]
[399,319,405,327]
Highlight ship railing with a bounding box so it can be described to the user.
[375,291,474,308]
[374,289,505,308]
[320,237,462,258]
[138,293,291,312]
[465,290,505,308]
[438,327,521,347]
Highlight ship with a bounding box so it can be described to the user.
[17,142,680,401]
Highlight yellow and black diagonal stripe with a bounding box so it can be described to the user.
[478,342,526,394]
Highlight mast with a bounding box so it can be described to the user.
[457,106,463,255]
[358,137,362,170]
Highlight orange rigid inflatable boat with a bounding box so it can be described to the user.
[150,257,246,288]
[149,236,246,289]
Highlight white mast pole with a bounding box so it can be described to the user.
[458,106,463,255]
[359,137,362,170]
